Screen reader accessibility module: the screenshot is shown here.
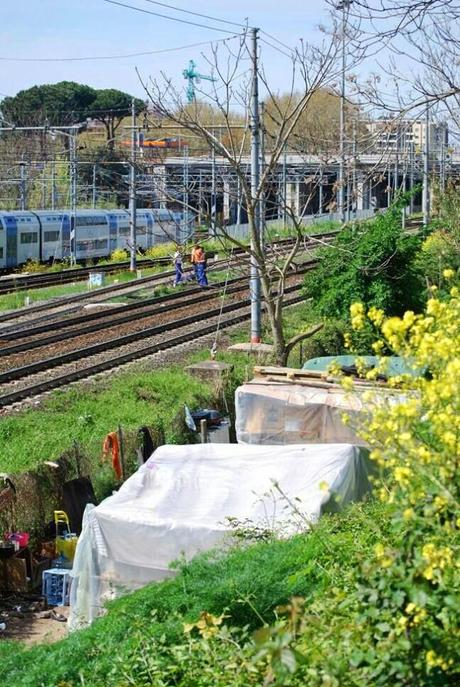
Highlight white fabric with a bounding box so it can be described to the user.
[235,382,367,445]
[69,443,370,629]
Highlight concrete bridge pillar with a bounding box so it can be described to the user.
[286,181,300,219]
[223,178,231,223]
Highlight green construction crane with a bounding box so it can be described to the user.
[182,60,216,103]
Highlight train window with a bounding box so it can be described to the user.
[44,231,60,242]
[0,248,3,258]
[75,216,106,227]
[94,239,108,249]
[118,226,129,235]
[20,233,38,244]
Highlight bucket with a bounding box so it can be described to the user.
[54,510,78,563]
[6,532,29,549]
[55,534,78,562]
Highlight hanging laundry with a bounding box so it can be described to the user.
[102,432,122,480]
[138,426,154,463]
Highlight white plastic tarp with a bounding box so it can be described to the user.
[69,442,371,629]
[235,381,367,445]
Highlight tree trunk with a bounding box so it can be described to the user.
[247,208,289,366]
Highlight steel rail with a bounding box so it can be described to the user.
[0,298,305,408]
[0,258,315,346]
[0,292,304,407]
[0,234,306,294]
[0,231,337,324]
[0,283,302,386]
[0,282,249,355]
[0,257,164,293]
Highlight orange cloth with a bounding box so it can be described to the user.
[102,432,122,481]
[193,247,206,263]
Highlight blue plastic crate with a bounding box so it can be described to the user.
[42,568,72,606]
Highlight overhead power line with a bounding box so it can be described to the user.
[140,0,247,29]
[0,37,235,62]
[259,37,293,59]
[101,0,240,34]
[260,30,294,54]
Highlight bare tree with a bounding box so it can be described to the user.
[342,0,460,122]
[137,27,368,365]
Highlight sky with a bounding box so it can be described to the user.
[1,0,333,100]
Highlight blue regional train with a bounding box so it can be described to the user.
[0,208,192,269]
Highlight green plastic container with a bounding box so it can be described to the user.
[302,355,420,377]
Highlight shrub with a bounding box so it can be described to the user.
[304,195,425,321]
[109,248,129,262]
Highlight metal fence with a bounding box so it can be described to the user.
[218,208,378,240]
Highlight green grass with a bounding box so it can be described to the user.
[0,265,170,312]
[0,499,387,687]
[0,301,325,475]
[0,368,212,476]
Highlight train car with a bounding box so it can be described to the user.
[74,210,110,261]
[106,210,151,253]
[0,211,41,268]
[0,208,195,269]
[106,210,129,253]
[135,210,151,251]
[34,211,70,262]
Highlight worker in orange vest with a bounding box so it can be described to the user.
[191,244,208,286]
[194,246,208,286]
[190,244,200,282]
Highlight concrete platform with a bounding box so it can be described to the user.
[186,360,233,386]
[83,302,125,309]
[227,342,274,354]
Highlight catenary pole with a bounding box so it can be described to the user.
[282,143,287,228]
[70,131,77,265]
[250,26,262,343]
[211,139,216,236]
[338,1,350,222]
[92,164,97,208]
[129,98,137,271]
[409,141,414,215]
[260,101,266,241]
[19,159,27,211]
[51,160,56,210]
[422,106,430,228]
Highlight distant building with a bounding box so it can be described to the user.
[367,118,448,153]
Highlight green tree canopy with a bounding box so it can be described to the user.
[90,89,145,148]
[1,81,96,126]
[0,83,145,146]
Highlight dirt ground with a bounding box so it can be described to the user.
[0,599,70,646]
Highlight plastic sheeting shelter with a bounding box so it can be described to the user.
[235,380,367,445]
[69,443,371,629]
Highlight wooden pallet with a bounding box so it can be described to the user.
[252,366,386,389]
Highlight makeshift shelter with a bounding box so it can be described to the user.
[69,442,371,629]
[235,377,365,446]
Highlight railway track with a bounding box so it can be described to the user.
[0,231,335,327]
[0,232,338,297]
[0,285,304,409]
[0,220,424,409]
[0,257,165,295]
[0,218,423,298]
[0,259,316,349]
